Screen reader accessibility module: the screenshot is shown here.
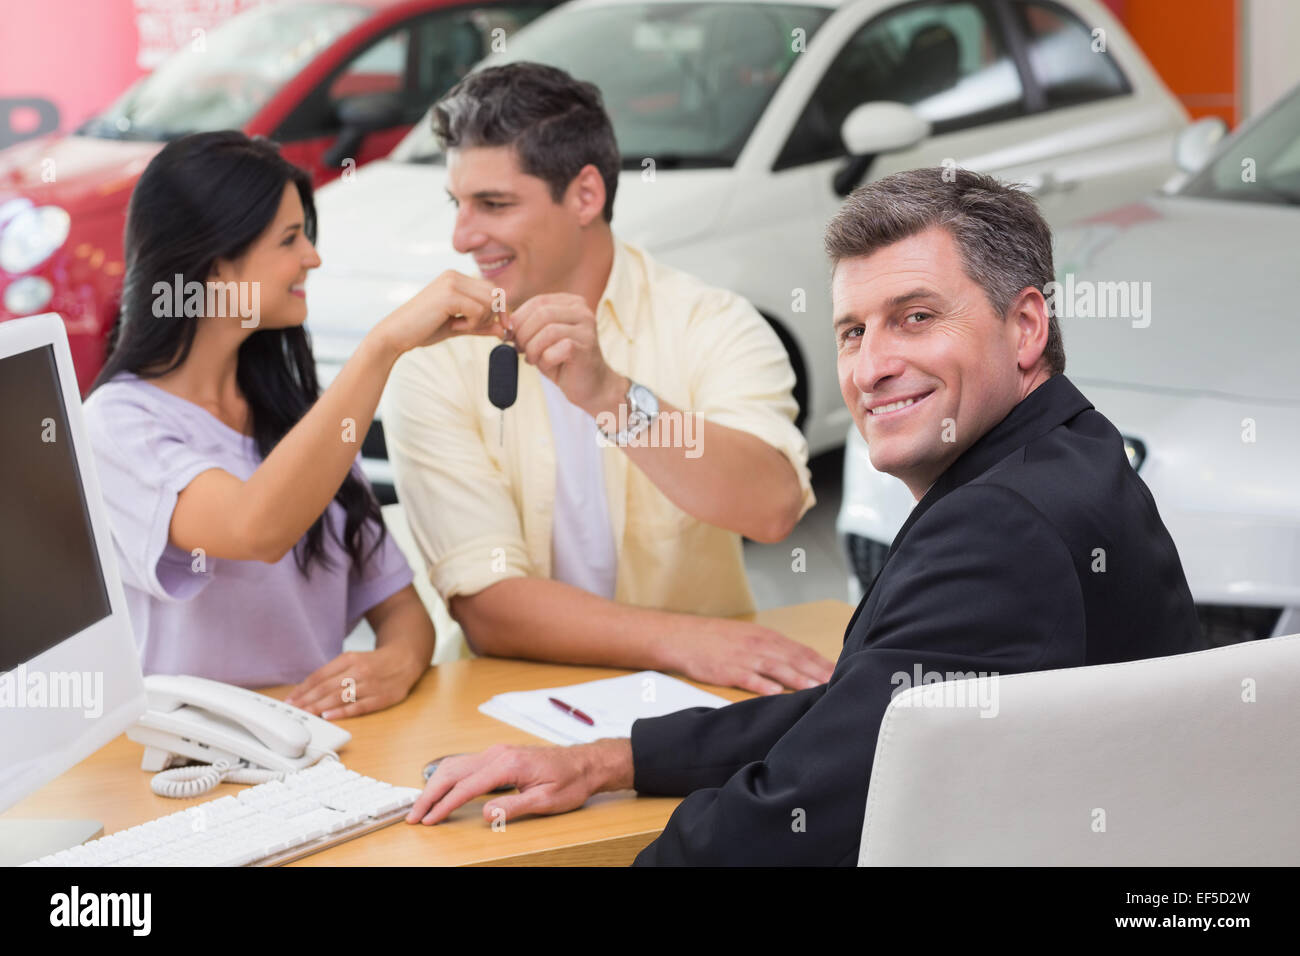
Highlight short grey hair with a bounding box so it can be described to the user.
[824,167,1064,376]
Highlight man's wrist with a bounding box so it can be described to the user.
[586,738,635,792]
[583,368,630,421]
[646,616,700,674]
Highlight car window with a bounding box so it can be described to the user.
[1181,85,1300,205]
[278,5,550,141]
[1012,0,1129,109]
[329,29,410,101]
[776,0,1024,170]
[414,7,551,97]
[394,2,833,167]
[83,3,368,140]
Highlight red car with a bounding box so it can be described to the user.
[0,0,550,392]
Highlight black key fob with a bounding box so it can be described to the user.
[488,343,518,410]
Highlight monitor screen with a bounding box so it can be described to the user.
[0,345,111,670]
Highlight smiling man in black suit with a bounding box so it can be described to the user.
[405,167,1204,865]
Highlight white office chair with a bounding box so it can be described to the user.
[859,633,1300,865]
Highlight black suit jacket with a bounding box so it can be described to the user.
[631,374,1203,866]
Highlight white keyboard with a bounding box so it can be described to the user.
[24,761,423,867]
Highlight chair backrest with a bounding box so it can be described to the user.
[859,634,1300,865]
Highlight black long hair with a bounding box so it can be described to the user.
[93,130,384,577]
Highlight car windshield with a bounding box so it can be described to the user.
[392,0,832,167]
[1180,85,1300,205]
[81,2,368,141]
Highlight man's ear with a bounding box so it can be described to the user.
[1008,286,1050,372]
[568,163,607,227]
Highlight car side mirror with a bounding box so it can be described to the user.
[323,92,404,169]
[1173,116,1227,175]
[834,102,930,196]
[840,101,930,156]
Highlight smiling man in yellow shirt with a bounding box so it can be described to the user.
[383,63,833,694]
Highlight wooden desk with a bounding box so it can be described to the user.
[5,600,853,866]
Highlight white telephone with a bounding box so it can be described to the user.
[126,674,351,797]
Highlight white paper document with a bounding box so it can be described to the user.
[478,671,732,745]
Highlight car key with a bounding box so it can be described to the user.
[488,323,518,446]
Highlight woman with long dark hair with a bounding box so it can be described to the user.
[85,131,501,717]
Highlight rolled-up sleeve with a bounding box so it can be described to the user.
[383,344,533,601]
[686,288,814,519]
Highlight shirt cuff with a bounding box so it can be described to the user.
[430,538,532,601]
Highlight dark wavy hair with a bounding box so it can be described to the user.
[433,62,620,222]
[93,130,384,576]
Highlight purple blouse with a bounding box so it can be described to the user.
[83,374,412,687]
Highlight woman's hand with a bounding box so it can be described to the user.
[372,270,506,358]
[285,643,427,720]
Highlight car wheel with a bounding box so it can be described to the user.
[762,313,808,434]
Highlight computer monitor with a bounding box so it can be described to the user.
[0,313,147,826]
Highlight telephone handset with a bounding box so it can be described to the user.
[126,674,352,797]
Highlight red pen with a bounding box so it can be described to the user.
[549,696,595,726]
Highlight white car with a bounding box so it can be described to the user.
[306,0,1189,499]
[838,81,1300,647]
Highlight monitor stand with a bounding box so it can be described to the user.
[0,818,103,865]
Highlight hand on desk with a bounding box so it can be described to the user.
[406,739,634,826]
[667,618,834,695]
[285,644,425,720]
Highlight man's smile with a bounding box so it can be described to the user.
[866,389,935,419]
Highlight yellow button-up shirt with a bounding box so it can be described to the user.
[383,236,813,629]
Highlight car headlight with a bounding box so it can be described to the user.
[1123,435,1146,472]
[0,197,33,230]
[3,275,53,314]
[0,205,71,273]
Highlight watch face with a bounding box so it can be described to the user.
[630,383,658,417]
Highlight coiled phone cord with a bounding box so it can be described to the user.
[150,750,339,798]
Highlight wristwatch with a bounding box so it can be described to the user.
[598,380,659,445]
